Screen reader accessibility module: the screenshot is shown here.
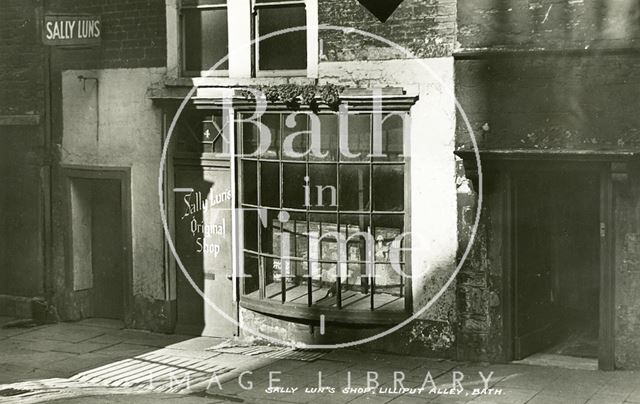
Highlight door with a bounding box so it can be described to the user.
[512,168,604,361]
[512,171,561,359]
[69,174,128,320]
[174,163,236,337]
[91,179,125,319]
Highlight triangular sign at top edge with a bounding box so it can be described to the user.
[356,0,405,23]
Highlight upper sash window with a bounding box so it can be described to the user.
[254,0,308,73]
[181,0,229,75]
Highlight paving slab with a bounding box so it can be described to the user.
[37,352,138,376]
[14,324,106,343]
[89,343,160,357]
[0,348,78,370]
[165,336,223,351]
[75,319,125,330]
[102,329,191,348]
[586,393,628,404]
[8,337,116,355]
[470,387,538,403]
[3,321,640,403]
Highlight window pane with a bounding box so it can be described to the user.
[340,214,371,263]
[266,259,309,303]
[373,114,404,161]
[308,213,338,263]
[184,8,229,72]
[374,263,404,297]
[261,210,307,259]
[372,165,404,211]
[260,114,280,159]
[282,113,308,160]
[202,115,225,153]
[339,165,370,211]
[309,164,337,210]
[342,263,369,294]
[341,114,370,161]
[242,121,258,156]
[372,215,404,264]
[242,253,259,296]
[264,256,280,300]
[317,263,337,302]
[282,163,306,208]
[285,261,309,304]
[280,211,308,259]
[243,209,258,252]
[260,162,279,207]
[260,209,279,255]
[241,160,257,205]
[257,5,307,70]
[311,114,338,161]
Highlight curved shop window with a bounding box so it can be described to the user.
[238,112,411,324]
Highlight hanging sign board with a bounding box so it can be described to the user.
[42,14,101,46]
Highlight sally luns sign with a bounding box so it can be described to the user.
[42,14,101,46]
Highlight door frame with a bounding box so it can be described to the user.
[61,165,133,319]
[500,159,615,370]
[171,153,239,336]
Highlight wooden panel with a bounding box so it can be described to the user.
[599,168,615,371]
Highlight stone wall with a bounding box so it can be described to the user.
[458,0,640,50]
[318,0,456,61]
[455,165,505,362]
[613,164,640,369]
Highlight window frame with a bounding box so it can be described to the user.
[253,0,310,77]
[236,110,413,324]
[180,1,230,77]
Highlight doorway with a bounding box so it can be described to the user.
[67,168,131,320]
[511,169,601,361]
[173,164,236,337]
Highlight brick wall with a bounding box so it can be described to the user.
[0,0,46,301]
[47,0,166,70]
[318,0,456,61]
[458,0,640,51]
[0,0,44,116]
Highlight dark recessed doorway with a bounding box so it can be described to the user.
[67,168,131,321]
[512,169,601,361]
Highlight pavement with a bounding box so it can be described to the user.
[1,317,640,403]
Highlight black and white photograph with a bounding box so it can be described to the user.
[2,0,640,403]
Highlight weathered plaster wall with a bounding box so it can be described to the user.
[318,0,456,61]
[458,0,640,50]
[456,54,640,151]
[56,68,168,328]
